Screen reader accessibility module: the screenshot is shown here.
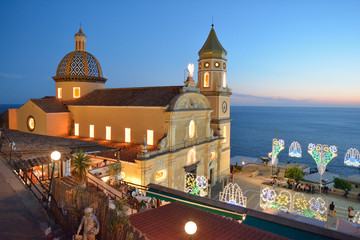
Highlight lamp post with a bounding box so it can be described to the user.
[185,221,197,240]
[46,151,61,209]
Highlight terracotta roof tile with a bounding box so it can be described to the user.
[31,97,69,113]
[66,137,157,163]
[130,202,289,240]
[66,86,182,107]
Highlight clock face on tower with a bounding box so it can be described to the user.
[222,101,227,113]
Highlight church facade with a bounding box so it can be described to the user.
[8,27,232,192]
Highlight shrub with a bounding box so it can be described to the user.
[333,178,352,191]
[285,165,303,180]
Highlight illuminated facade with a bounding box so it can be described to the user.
[8,27,232,192]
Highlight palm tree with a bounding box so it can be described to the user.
[106,163,122,185]
[71,149,90,184]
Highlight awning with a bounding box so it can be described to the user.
[146,186,245,221]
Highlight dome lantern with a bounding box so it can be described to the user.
[75,28,87,51]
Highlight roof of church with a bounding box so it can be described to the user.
[67,86,183,107]
[130,202,288,240]
[198,27,227,59]
[55,51,104,78]
[31,97,69,113]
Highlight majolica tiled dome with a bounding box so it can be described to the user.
[56,51,103,77]
[53,28,106,83]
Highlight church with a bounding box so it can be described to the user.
[4,26,232,192]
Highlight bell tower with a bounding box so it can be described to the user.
[197,26,232,175]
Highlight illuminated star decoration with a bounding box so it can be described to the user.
[308,144,337,175]
[344,148,360,167]
[270,139,285,166]
[289,141,302,158]
[219,182,247,207]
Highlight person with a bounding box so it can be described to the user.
[343,189,349,198]
[101,159,107,167]
[324,185,328,194]
[311,185,315,194]
[349,207,355,222]
[329,202,335,217]
[75,207,100,240]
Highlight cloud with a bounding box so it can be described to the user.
[230,93,359,107]
[0,72,23,79]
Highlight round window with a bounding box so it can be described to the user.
[27,116,35,131]
[204,62,210,68]
[215,62,220,68]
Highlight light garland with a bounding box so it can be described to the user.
[289,141,302,158]
[185,173,208,197]
[260,186,327,221]
[308,143,337,175]
[353,211,360,224]
[219,182,247,207]
[344,148,360,167]
[270,138,285,166]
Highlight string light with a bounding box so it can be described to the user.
[185,173,208,197]
[219,182,247,207]
[344,148,360,167]
[289,141,302,158]
[260,186,327,221]
[270,139,285,166]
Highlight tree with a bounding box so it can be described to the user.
[106,163,122,185]
[108,198,132,239]
[285,165,304,180]
[334,178,352,191]
[71,149,90,184]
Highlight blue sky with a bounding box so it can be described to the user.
[0,0,359,106]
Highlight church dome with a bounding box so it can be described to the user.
[53,28,106,83]
[56,51,103,77]
[198,27,227,60]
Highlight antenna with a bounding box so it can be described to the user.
[80,22,82,29]
[212,16,214,27]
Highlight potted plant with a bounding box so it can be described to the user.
[71,149,90,187]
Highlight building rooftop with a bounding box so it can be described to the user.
[67,86,183,107]
[30,97,69,113]
[66,137,157,163]
[130,202,287,240]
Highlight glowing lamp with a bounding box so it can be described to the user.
[185,221,197,235]
[51,151,61,161]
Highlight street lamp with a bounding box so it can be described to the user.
[185,221,197,239]
[46,151,61,209]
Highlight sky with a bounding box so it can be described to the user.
[0,0,359,107]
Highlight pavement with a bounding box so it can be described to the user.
[0,156,51,240]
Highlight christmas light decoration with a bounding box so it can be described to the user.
[270,138,285,166]
[219,182,247,207]
[260,186,327,221]
[344,148,360,167]
[308,143,337,193]
[185,173,208,197]
[289,141,302,158]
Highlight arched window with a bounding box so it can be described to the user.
[204,72,209,87]
[186,148,196,166]
[189,120,195,139]
[222,72,227,88]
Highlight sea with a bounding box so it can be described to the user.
[230,106,360,176]
[1,104,360,176]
